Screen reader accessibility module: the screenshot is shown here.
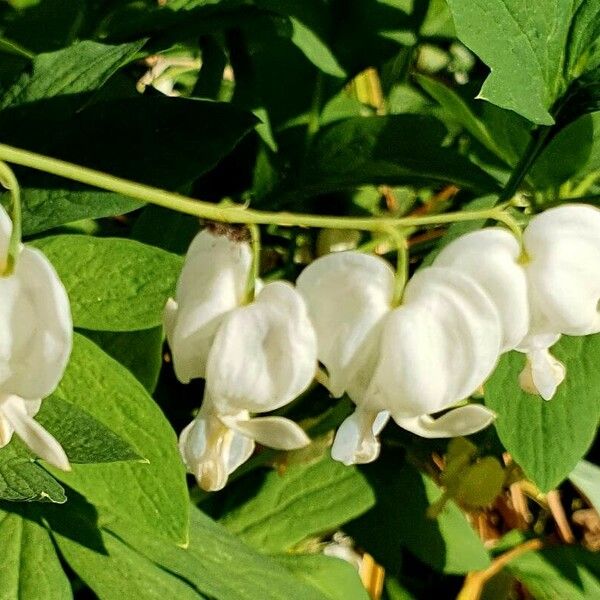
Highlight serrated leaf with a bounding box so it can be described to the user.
[346,460,490,575]
[274,555,369,600]
[220,455,375,553]
[48,334,188,544]
[32,235,182,331]
[272,115,500,205]
[485,335,600,492]
[0,510,72,600]
[35,396,141,464]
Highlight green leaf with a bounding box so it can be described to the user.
[273,115,500,204]
[0,511,72,600]
[274,555,369,600]
[569,460,600,513]
[112,506,329,600]
[0,444,66,503]
[55,527,201,600]
[220,455,375,553]
[32,235,182,331]
[505,545,600,599]
[485,335,600,492]
[346,460,490,575]
[0,39,145,109]
[446,0,593,125]
[48,334,188,544]
[35,396,141,464]
[529,111,600,188]
[82,327,164,393]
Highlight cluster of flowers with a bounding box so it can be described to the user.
[0,205,72,471]
[166,204,600,490]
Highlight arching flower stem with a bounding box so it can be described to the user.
[0,142,523,237]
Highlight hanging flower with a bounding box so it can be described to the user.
[0,205,72,470]
[516,204,600,399]
[298,251,500,465]
[165,230,317,491]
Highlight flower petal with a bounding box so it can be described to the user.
[395,404,496,438]
[207,281,317,413]
[0,246,73,400]
[435,228,529,351]
[366,267,502,418]
[167,229,251,383]
[297,251,394,397]
[331,409,389,466]
[223,415,310,450]
[524,204,600,336]
[1,395,70,470]
[518,348,566,400]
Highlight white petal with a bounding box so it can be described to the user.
[366,267,502,418]
[179,412,254,492]
[222,415,310,450]
[395,404,496,438]
[524,204,600,336]
[297,251,394,397]
[331,409,389,466]
[435,228,529,351]
[0,247,73,400]
[1,395,70,470]
[518,348,566,400]
[206,281,317,413]
[168,229,251,383]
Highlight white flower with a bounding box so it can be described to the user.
[0,205,72,470]
[298,251,500,466]
[516,204,600,399]
[166,230,317,491]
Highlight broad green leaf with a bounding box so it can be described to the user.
[272,115,500,204]
[485,335,600,492]
[569,460,600,513]
[346,460,490,574]
[529,111,600,188]
[0,39,145,109]
[221,455,375,553]
[113,506,328,600]
[446,0,597,125]
[48,334,188,544]
[36,396,141,464]
[55,528,201,600]
[416,75,510,163]
[82,327,164,393]
[32,235,182,331]
[506,545,600,599]
[274,555,369,600]
[0,511,72,600]
[0,443,66,503]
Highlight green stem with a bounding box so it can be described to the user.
[385,227,409,305]
[0,161,22,275]
[0,143,522,235]
[244,223,261,302]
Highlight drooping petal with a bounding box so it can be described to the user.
[331,409,390,466]
[524,204,600,336]
[178,412,255,492]
[223,415,310,450]
[167,229,252,383]
[364,267,502,418]
[0,246,72,400]
[297,252,394,397]
[206,281,317,414]
[518,348,566,400]
[435,228,529,351]
[0,395,70,470]
[395,404,496,438]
